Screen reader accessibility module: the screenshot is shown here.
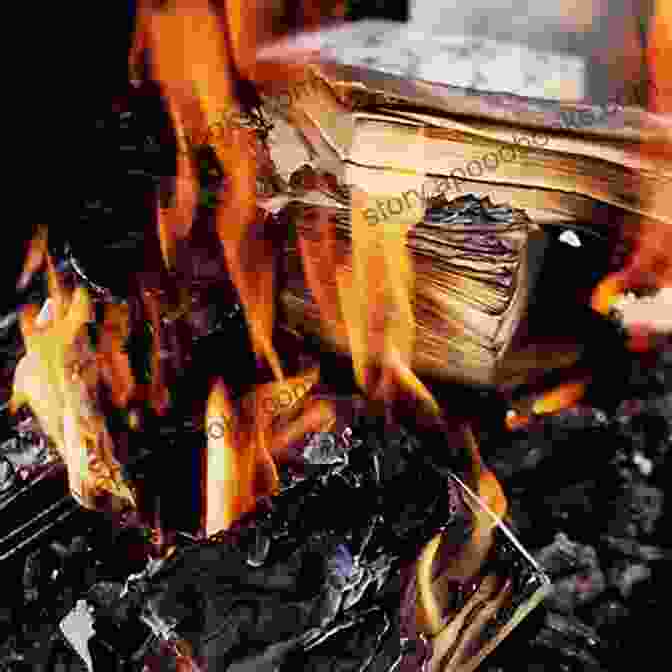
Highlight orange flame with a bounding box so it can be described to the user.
[649,0,672,114]
[296,206,348,341]
[591,272,627,316]
[205,368,333,536]
[505,410,532,432]
[131,0,216,271]
[17,225,48,290]
[96,302,137,409]
[139,287,170,416]
[590,1,672,349]
[205,379,241,536]
[505,380,588,430]
[133,0,292,380]
[224,0,333,90]
[204,368,324,536]
[336,170,439,417]
[531,380,586,415]
[11,256,135,510]
[417,425,507,636]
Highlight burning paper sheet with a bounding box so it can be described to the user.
[11,263,135,510]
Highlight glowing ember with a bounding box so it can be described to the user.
[505,381,588,431]
[591,272,627,316]
[505,410,531,432]
[532,380,586,415]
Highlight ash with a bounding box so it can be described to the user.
[479,339,672,672]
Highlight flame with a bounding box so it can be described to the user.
[96,302,137,408]
[335,164,440,416]
[139,287,170,416]
[296,206,348,340]
[134,0,294,380]
[17,225,48,290]
[225,0,331,89]
[649,0,672,114]
[131,1,346,382]
[417,425,507,636]
[591,272,627,315]
[532,380,586,415]
[590,1,672,348]
[11,256,134,509]
[204,368,324,536]
[205,379,240,536]
[270,398,338,461]
[505,380,588,430]
[505,410,531,432]
[132,0,217,270]
[156,152,199,272]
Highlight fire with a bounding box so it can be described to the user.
[131,0,300,382]
[10,256,135,510]
[591,0,672,348]
[505,380,587,430]
[505,410,531,432]
[417,425,507,636]
[139,287,171,416]
[96,301,137,409]
[591,272,627,316]
[17,225,48,290]
[130,0,449,538]
[531,380,586,415]
[205,379,241,536]
[132,0,443,410]
[204,368,335,536]
[336,169,440,416]
[296,205,348,343]
[648,0,672,114]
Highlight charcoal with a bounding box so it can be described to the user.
[535,534,605,613]
[608,560,651,598]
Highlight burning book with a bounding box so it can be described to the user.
[279,192,543,386]
[251,50,671,387]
